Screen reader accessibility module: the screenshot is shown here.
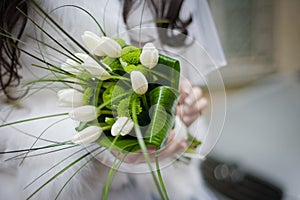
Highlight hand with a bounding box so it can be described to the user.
[176,80,208,126]
[112,130,187,164]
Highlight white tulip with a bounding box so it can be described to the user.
[61,58,82,75]
[94,37,121,58]
[130,71,148,95]
[63,53,88,66]
[81,56,111,79]
[65,58,80,67]
[69,105,98,122]
[61,63,82,75]
[140,43,159,69]
[72,126,102,144]
[111,117,134,136]
[74,53,89,61]
[60,53,88,75]
[57,89,84,107]
[81,31,105,56]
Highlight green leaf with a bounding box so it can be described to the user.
[102,83,125,109]
[144,86,180,147]
[157,54,180,89]
[97,135,139,152]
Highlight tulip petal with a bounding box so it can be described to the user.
[81,59,111,80]
[140,42,159,69]
[130,71,148,95]
[69,105,98,122]
[72,126,102,144]
[82,31,105,56]
[61,63,82,75]
[74,53,89,61]
[57,89,84,107]
[94,37,121,58]
[111,117,134,136]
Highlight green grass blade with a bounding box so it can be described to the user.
[51,5,106,36]
[29,1,110,71]
[0,113,68,128]
[156,149,169,200]
[24,144,95,190]
[131,96,166,199]
[55,148,106,200]
[0,142,71,155]
[26,146,101,199]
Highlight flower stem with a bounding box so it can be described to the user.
[131,96,167,199]
[156,149,169,200]
[100,110,113,115]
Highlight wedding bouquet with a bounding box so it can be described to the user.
[0,2,201,199]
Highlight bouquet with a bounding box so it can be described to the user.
[0,1,202,199]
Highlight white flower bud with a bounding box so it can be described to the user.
[72,126,102,144]
[61,53,88,75]
[65,58,80,67]
[140,43,159,69]
[81,31,105,56]
[74,53,89,61]
[130,71,148,95]
[69,105,98,122]
[61,63,82,75]
[94,37,121,58]
[81,56,110,80]
[111,117,134,136]
[57,89,84,107]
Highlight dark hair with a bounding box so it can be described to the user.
[123,0,192,46]
[0,0,191,99]
[0,0,28,99]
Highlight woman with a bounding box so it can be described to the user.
[0,0,226,199]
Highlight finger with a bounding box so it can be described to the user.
[176,97,208,123]
[167,130,175,144]
[179,80,192,103]
[183,98,208,115]
[182,115,199,126]
[121,131,178,164]
[183,99,208,125]
[122,146,156,163]
[184,87,203,106]
[158,137,187,159]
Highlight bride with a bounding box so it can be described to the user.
[0,0,226,199]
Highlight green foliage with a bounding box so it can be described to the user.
[144,86,180,147]
[117,97,143,117]
[105,117,115,125]
[82,87,93,105]
[120,46,141,65]
[102,56,123,72]
[124,64,147,74]
[102,84,125,109]
[113,38,126,47]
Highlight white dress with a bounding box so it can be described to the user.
[0,0,226,199]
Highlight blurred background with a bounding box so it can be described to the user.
[201,0,300,199]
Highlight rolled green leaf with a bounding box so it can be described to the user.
[157,54,180,89]
[144,86,180,147]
